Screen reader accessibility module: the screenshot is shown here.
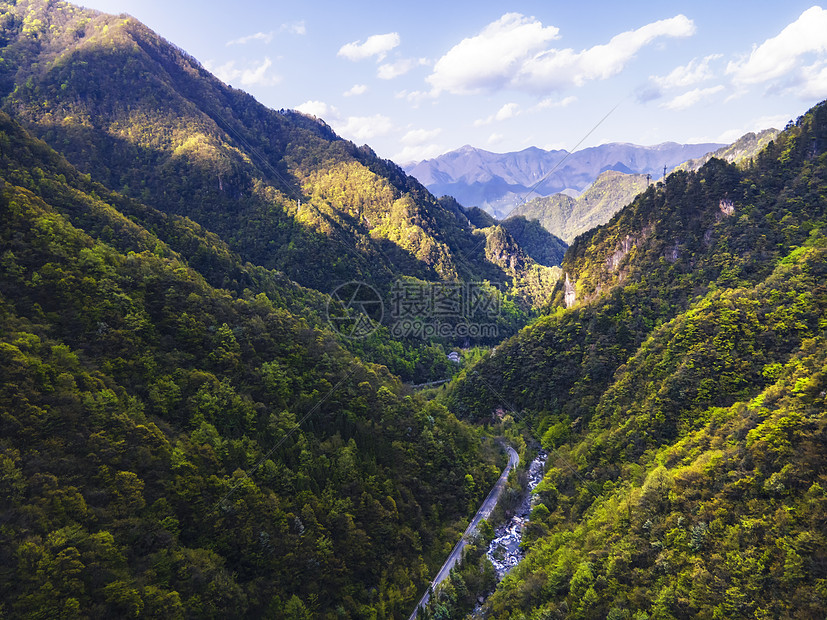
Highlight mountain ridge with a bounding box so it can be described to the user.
[0,0,559,303]
[676,127,781,172]
[404,141,724,218]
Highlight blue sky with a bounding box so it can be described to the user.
[79,1,827,163]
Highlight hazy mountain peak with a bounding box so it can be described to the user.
[404,140,724,218]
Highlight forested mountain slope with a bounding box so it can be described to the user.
[453,100,827,429]
[449,101,827,617]
[3,1,825,618]
[0,0,551,298]
[676,127,781,172]
[0,92,505,619]
[508,170,652,243]
[499,216,569,267]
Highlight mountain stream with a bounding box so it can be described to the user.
[485,451,548,578]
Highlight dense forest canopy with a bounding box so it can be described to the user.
[1,0,827,618]
[449,102,827,618]
[0,1,522,616]
[0,106,515,617]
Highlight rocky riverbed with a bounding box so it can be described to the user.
[486,451,547,578]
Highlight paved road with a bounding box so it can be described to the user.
[408,445,519,619]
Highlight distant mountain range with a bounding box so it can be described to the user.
[404,142,724,219]
[510,129,781,242]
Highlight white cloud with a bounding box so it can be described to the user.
[295,106,394,141]
[655,54,721,88]
[474,102,521,126]
[727,6,827,85]
[283,21,306,36]
[723,89,749,104]
[226,21,305,46]
[343,84,368,97]
[206,57,281,86]
[800,59,827,99]
[392,143,447,163]
[227,31,274,46]
[662,85,724,110]
[295,100,340,120]
[714,128,746,143]
[711,113,792,143]
[395,89,438,106]
[428,13,694,95]
[564,15,695,84]
[240,58,278,86]
[378,58,428,79]
[338,33,400,61]
[401,128,442,144]
[295,106,396,143]
[495,102,520,121]
[334,114,394,141]
[487,133,505,145]
[534,95,577,110]
[427,13,559,94]
[755,114,792,131]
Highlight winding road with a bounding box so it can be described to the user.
[408,445,519,619]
